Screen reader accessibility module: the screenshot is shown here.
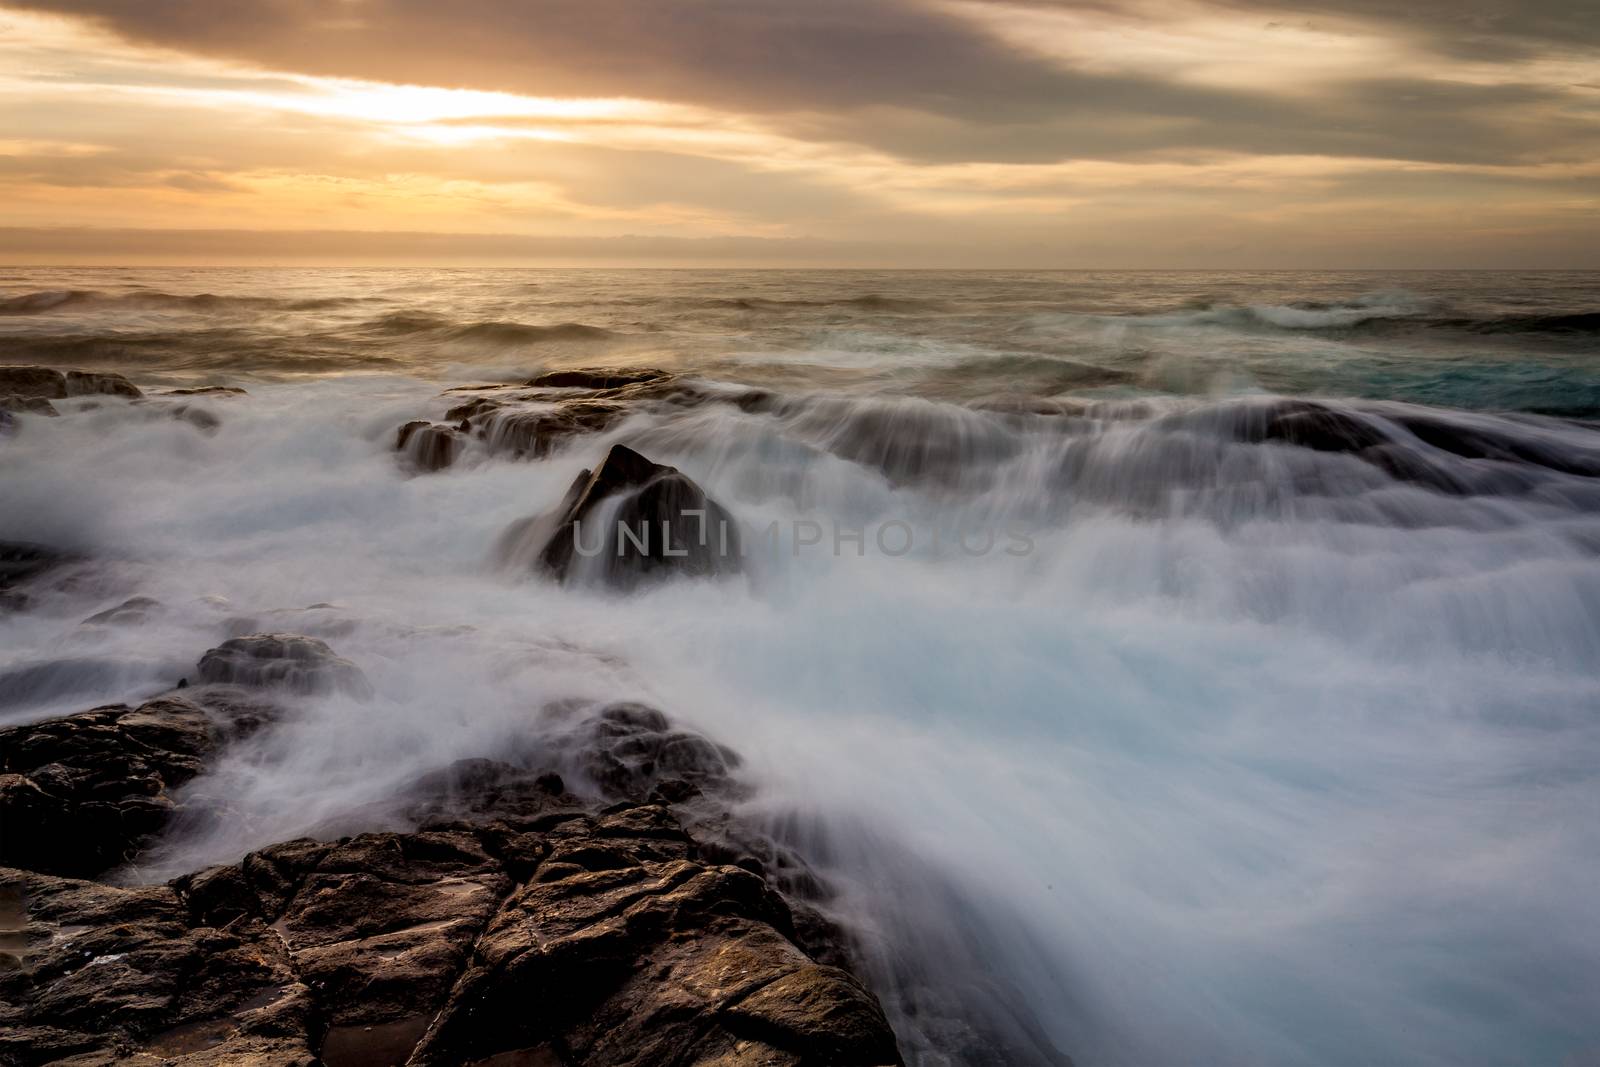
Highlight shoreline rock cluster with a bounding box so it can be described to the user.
[0,633,905,1067]
[0,365,243,438]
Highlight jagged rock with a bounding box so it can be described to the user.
[0,868,316,1066]
[548,700,744,805]
[0,693,271,879]
[395,419,463,472]
[1,693,904,1066]
[498,444,741,588]
[195,633,372,699]
[1,808,900,1066]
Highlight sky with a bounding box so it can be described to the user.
[0,0,1596,267]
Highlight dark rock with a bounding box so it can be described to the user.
[64,370,142,399]
[0,694,906,1066]
[398,368,715,470]
[1392,410,1600,478]
[0,541,73,613]
[0,868,316,1066]
[478,400,626,458]
[499,444,741,588]
[0,694,270,879]
[1252,400,1390,453]
[395,419,463,472]
[0,367,67,399]
[409,815,898,1067]
[527,367,671,390]
[0,395,58,417]
[195,632,373,699]
[160,386,248,397]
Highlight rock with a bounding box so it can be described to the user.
[160,386,248,397]
[544,700,744,806]
[64,370,142,399]
[473,400,626,459]
[0,366,142,400]
[0,867,316,1066]
[81,596,161,627]
[195,633,373,699]
[0,693,270,879]
[168,402,221,433]
[527,367,671,390]
[0,395,58,417]
[0,696,906,1066]
[1252,400,1390,453]
[499,444,741,588]
[394,367,724,470]
[0,542,73,613]
[0,367,67,399]
[395,419,463,472]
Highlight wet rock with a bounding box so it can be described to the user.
[0,693,270,879]
[195,633,373,699]
[0,395,58,417]
[0,868,315,1066]
[542,700,744,805]
[395,419,463,472]
[160,386,248,397]
[1392,410,1600,478]
[1252,400,1390,453]
[0,367,67,399]
[500,444,741,588]
[0,541,73,613]
[0,695,905,1066]
[527,367,671,390]
[64,370,142,399]
[474,400,626,459]
[396,368,720,470]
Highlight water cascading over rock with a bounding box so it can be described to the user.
[498,443,742,588]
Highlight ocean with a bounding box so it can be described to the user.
[2,267,1598,1065]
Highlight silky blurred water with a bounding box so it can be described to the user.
[1,268,1598,1065]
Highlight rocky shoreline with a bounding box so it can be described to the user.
[0,364,1087,1067]
[1,364,900,1065]
[0,647,903,1066]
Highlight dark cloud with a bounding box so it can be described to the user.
[7,0,1596,167]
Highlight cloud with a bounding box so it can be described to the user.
[10,0,1594,167]
[0,1,1594,265]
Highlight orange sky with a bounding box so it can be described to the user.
[1,1,1596,266]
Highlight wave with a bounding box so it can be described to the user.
[1118,294,1600,337]
[705,293,944,312]
[1454,311,1600,335]
[365,313,615,345]
[0,289,369,315]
